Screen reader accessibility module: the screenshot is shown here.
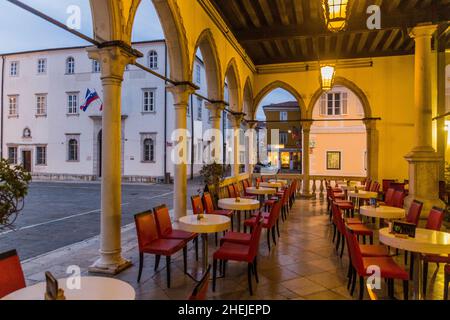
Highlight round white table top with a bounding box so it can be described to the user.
[246,187,277,195]
[268,179,288,185]
[179,214,231,234]
[340,185,365,191]
[259,182,283,189]
[1,276,135,300]
[360,205,406,219]
[379,228,450,255]
[218,198,260,211]
[348,190,378,199]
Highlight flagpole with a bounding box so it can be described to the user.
[94,88,104,111]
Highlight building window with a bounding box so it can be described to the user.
[8,147,17,164]
[321,92,348,116]
[195,64,201,84]
[197,98,202,121]
[36,94,47,116]
[148,50,158,69]
[280,132,288,145]
[280,111,288,121]
[10,61,19,77]
[37,58,47,74]
[8,95,18,116]
[143,138,155,162]
[67,138,79,161]
[36,146,47,165]
[326,151,341,170]
[92,60,101,73]
[66,57,75,74]
[23,128,31,138]
[142,89,155,112]
[67,93,78,114]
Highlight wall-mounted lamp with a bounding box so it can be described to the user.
[320,65,336,92]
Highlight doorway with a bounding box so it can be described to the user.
[97,130,102,177]
[22,150,31,172]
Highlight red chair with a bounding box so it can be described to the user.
[346,228,409,300]
[381,188,395,206]
[227,184,237,198]
[382,179,397,194]
[425,207,445,230]
[153,204,198,261]
[0,249,26,299]
[445,264,449,300]
[212,216,263,295]
[392,190,405,208]
[134,211,187,288]
[188,265,210,300]
[370,181,380,193]
[244,198,282,251]
[191,195,204,215]
[406,200,423,226]
[364,179,372,191]
[203,192,234,226]
[234,183,256,200]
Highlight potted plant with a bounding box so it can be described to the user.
[199,161,224,206]
[0,159,31,230]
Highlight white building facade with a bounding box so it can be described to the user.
[0,40,212,182]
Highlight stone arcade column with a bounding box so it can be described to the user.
[229,114,244,177]
[404,24,444,216]
[206,102,225,163]
[364,119,379,180]
[301,122,313,197]
[87,44,139,274]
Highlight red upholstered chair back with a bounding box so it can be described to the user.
[227,185,236,198]
[0,249,26,299]
[365,179,372,191]
[191,195,204,215]
[406,200,423,226]
[134,211,158,252]
[202,192,215,214]
[344,227,365,274]
[384,188,395,206]
[233,183,241,196]
[382,179,396,193]
[188,265,210,300]
[267,199,282,228]
[249,213,264,258]
[153,205,172,238]
[331,202,345,234]
[392,191,405,208]
[426,207,445,231]
[242,179,249,189]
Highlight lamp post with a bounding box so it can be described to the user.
[323,0,350,32]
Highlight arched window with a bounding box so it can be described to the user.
[66,57,75,74]
[143,138,154,162]
[68,139,78,161]
[148,51,158,70]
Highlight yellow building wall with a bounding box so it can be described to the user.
[254,55,417,182]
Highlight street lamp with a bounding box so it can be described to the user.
[320,65,336,92]
[323,0,350,32]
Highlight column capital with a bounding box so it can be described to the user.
[247,122,258,130]
[228,113,245,128]
[206,101,226,120]
[302,122,312,131]
[87,45,139,81]
[167,84,196,106]
[409,23,438,39]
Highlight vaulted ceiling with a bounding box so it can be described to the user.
[210,0,450,65]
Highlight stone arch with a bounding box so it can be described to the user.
[90,0,190,82]
[224,58,242,112]
[307,76,372,119]
[253,80,307,118]
[192,29,223,101]
[243,77,254,120]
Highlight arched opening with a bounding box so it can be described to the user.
[253,85,304,173]
[310,86,367,177]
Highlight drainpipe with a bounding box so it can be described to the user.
[1,56,4,159]
[163,42,168,183]
[190,95,194,180]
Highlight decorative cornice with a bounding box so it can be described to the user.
[196,0,256,73]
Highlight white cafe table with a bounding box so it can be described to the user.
[360,205,406,219]
[379,228,450,300]
[259,182,283,190]
[348,190,378,209]
[268,179,288,185]
[179,214,230,274]
[218,198,260,232]
[1,276,135,300]
[246,186,278,205]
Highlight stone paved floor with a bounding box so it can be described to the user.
[20,197,447,300]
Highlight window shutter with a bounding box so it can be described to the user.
[320,94,326,115]
[342,92,348,115]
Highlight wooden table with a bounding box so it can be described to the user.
[218,198,260,232]
[179,214,230,274]
[379,228,450,300]
[1,276,135,300]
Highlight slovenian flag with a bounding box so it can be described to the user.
[81,89,103,112]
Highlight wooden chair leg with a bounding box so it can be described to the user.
[183,246,187,274]
[444,272,449,300]
[335,231,341,252]
[350,270,357,296]
[253,257,259,283]
[165,256,171,288]
[212,259,217,292]
[359,276,365,300]
[247,263,253,295]
[276,219,280,238]
[403,280,409,300]
[154,255,161,271]
[272,226,277,245]
[266,229,271,251]
[137,252,144,283]
[340,235,345,258]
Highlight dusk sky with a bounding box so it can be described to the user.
[0,0,295,118]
